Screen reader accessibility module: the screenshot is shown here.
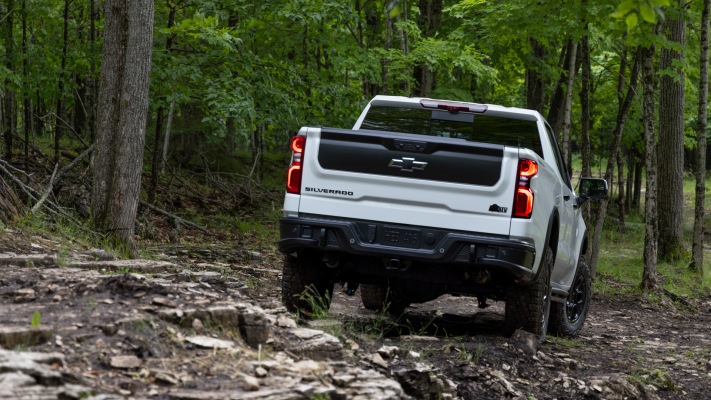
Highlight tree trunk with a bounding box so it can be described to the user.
[579,33,592,223]
[617,151,625,228]
[589,50,641,277]
[413,0,442,97]
[546,42,570,137]
[54,0,70,164]
[91,0,155,256]
[526,38,546,113]
[625,151,634,211]
[161,100,174,176]
[148,4,176,204]
[22,0,29,171]
[4,0,15,161]
[561,41,577,177]
[657,1,686,261]
[641,43,658,290]
[633,157,642,210]
[691,0,709,273]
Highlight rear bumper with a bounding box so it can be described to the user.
[279,215,538,283]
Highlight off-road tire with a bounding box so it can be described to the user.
[360,284,410,316]
[281,252,334,319]
[504,246,553,341]
[549,257,591,337]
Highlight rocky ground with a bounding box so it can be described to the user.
[0,227,710,399]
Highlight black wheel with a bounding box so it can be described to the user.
[550,257,591,337]
[360,284,410,316]
[504,246,552,341]
[281,252,334,319]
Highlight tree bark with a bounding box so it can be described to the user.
[546,42,570,137]
[657,1,686,260]
[641,43,658,290]
[148,4,176,204]
[561,41,577,177]
[91,0,155,256]
[617,151,625,228]
[579,33,592,224]
[526,38,546,113]
[413,0,442,97]
[22,0,29,171]
[54,0,69,164]
[4,0,15,161]
[691,0,709,273]
[589,50,641,277]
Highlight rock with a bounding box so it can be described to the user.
[377,345,400,359]
[85,249,115,261]
[110,355,142,369]
[194,271,224,284]
[241,375,260,391]
[370,353,389,369]
[280,328,344,361]
[276,315,297,329]
[254,367,268,377]
[239,307,270,348]
[0,326,53,348]
[392,363,459,399]
[152,296,178,308]
[185,336,234,349]
[510,329,538,356]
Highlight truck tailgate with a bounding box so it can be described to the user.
[297,127,519,236]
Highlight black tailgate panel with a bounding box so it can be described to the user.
[317,128,504,186]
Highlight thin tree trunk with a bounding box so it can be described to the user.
[160,99,174,176]
[54,0,70,164]
[626,151,634,210]
[547,42,570,137]
[413,0,441,96]
[89,0,97,144]
[641,43,658,290]
[589,50,641,277]
[657,1,686,260]
[4,0,15,161]
[526,38,546,113]
[22,0,29,171]
[633,157,642,209]
[148,4,176,204]
[691,0,709,273]
[617,151,625,228]
[580,32,592,223]
[562,41,577,177]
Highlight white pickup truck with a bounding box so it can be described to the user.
[279,95,607,340]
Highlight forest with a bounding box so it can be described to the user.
[0,0,708,289]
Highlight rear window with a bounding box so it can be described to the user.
[360,105,543,157]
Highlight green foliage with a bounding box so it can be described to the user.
[31,311,42,328]
[612,0,670,29]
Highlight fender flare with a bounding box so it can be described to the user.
[536,208,559,281]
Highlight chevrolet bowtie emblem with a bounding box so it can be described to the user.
[389,157,428,172]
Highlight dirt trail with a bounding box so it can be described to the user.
[330,288,711,399]
[0,231,709,399]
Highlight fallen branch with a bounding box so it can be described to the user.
[662,288,694,309]
[139,200,211,234]
[31,144,94,214]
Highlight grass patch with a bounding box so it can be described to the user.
[592,174,711,300]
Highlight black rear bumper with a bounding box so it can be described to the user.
[279,215,538,283]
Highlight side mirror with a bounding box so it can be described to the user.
[577,178,608,206]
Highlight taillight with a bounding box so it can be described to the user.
[513,159,537,218]
[286,136,305,194]
[419,99,488,113]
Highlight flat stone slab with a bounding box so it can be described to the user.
[68,259,179,273]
